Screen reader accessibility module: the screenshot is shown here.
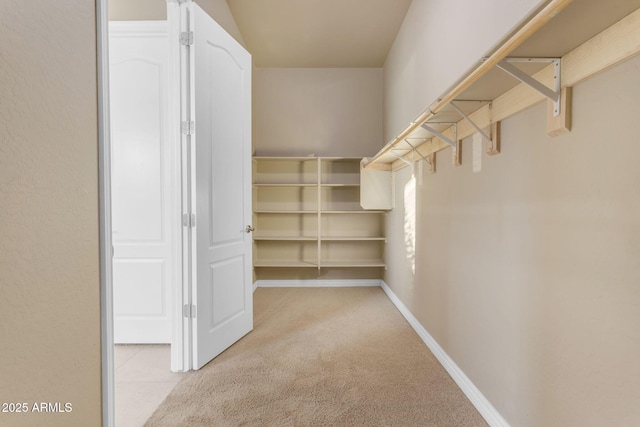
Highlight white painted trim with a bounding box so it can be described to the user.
[177,0,195,373]
[379,281,510,427]
[254,279,383,288]
[166,2,189,373]
[97,0,115,425]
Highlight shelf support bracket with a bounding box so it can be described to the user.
[390,149,413,168]
[449,101,494,144]
[420,122,457,148]
[405,140,435,176]
[404,140,430,163]
[496,58,561,116]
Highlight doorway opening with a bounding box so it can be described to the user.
[108,18,185,426]
[99,1,254,425]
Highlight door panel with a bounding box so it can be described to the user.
[209,256,246,327]
[110,23,174,343]
[189,4,253,369]
[113,260,166,316]
[111,58,164,243]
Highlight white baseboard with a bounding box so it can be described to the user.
[379,281,510,427]
[254,279,383,290]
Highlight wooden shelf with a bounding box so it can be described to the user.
[322,210,386,214]
[254,210,318,214]
[254,260,318,268]
[363,0,640,171]
[253,236,317,241]
[253,157,386,278]
[253,156,319,160]
[253,183,318,187]
[321,237,386,241]
[320,259,386,268]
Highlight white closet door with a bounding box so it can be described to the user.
[110,22,175,343]
[187,4,253,369]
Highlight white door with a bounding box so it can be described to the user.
[110,22,178,343]
[185,4,253,369]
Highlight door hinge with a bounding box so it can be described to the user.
[182,213,196,228]
[183,304,197,319]
[180,31,194,46]
[181,121,195,135]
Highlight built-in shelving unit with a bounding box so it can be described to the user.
[252,157,387,279]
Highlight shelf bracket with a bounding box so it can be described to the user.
[420,122,457,148]
[404,140,435,176]
[449,101,493,144]
[390,149,413,167]
[496,58,561,116]
[404,140,430,163]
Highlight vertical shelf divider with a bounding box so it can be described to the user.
[317,157,322,271]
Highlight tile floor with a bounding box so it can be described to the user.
[114,345,185,427]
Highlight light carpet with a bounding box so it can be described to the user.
[145,287,488,426]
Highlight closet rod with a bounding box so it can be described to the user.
[365,0,573,167]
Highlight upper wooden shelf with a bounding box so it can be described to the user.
[254,210,318,214]
[321,237,386,241]
[253,156,363,161]
[252,156,318,161]
[322,210,387,214]
[253,183,318,187]
[364,0,640,169]
[253,236,317,241]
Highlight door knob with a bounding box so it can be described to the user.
[245,225,255,233]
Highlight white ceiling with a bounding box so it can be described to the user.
[226,0,413,68]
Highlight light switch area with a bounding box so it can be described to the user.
[472,132,482,173]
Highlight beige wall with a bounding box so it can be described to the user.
[0,1,102,426]
[254,68,384,157]
[109,0,246,46]
[385,55,640,426]
[383,0,546,142]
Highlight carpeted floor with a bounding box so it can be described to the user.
[145,287,488,426]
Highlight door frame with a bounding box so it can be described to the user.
[98,1,188,426]
[97,0,114,424]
